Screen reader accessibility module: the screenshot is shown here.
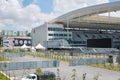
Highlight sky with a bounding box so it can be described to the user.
[0,0,120,31]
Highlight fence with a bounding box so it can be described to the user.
[0,60,59,71]
[69,58,107,66]
[0,53,25,58]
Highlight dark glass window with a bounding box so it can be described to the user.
[59,34,63,36]
[48,27,64,31]
[48,34,53,36]
[54,34,58,36]
[64,34,67,36]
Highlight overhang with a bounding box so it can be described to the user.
[50,1,120,30]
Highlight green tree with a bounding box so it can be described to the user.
[27,33,31,37]
[36,68,42,75]
[107,56,113,66]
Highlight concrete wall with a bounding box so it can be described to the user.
[31,23,47,47]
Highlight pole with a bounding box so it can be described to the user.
[67,18,69,40]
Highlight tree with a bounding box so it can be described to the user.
[82,73,86,80]
[56,68,61,80]
[57,68,60,77]
[36,68,42,75]
[71,69,76,80]
[27,33,31,37]
[107,55,113,66]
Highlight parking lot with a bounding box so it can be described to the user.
[2,55,120,80]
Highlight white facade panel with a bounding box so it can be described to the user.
[31,23,47,47]
[32,23,72,48]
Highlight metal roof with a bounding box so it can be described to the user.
[50,1,120,30]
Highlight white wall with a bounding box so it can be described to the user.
[31,23,47,47]
[31,23,72,48]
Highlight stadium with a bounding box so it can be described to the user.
[32,1,120,54]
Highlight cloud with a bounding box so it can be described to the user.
[0,23,5,30]
[52,0,109,15]
[0,0,54,31]
[109,11,120,17]
[53,0,120,18]
[2,0,119,31]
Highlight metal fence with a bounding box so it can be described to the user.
[0,60,59,70]
[0,53,25,58]
[69,58,107,66]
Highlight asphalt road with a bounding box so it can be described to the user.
[2,55,120,80]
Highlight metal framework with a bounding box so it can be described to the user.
[50,1,120,30]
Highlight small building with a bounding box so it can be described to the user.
[2,37,31,48]
[1,30,28,37]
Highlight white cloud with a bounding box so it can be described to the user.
[0,23,5,30]
[2,0,120,31]
[52,0,109,15]
[53,0,120,18]
[109,11,120,17]
[0,0,54,31]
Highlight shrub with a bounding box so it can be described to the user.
[36,68,42,75]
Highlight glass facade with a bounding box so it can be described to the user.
[48,27,65,31]
[47,27,72,40]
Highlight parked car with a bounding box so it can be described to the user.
[21,71,56,80]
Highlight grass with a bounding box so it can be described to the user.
[89,64,120,71]
[0,57,9,61]
[0,72,10,80]
[28,53,70,62]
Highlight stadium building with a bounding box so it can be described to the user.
[32,1,120,51]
